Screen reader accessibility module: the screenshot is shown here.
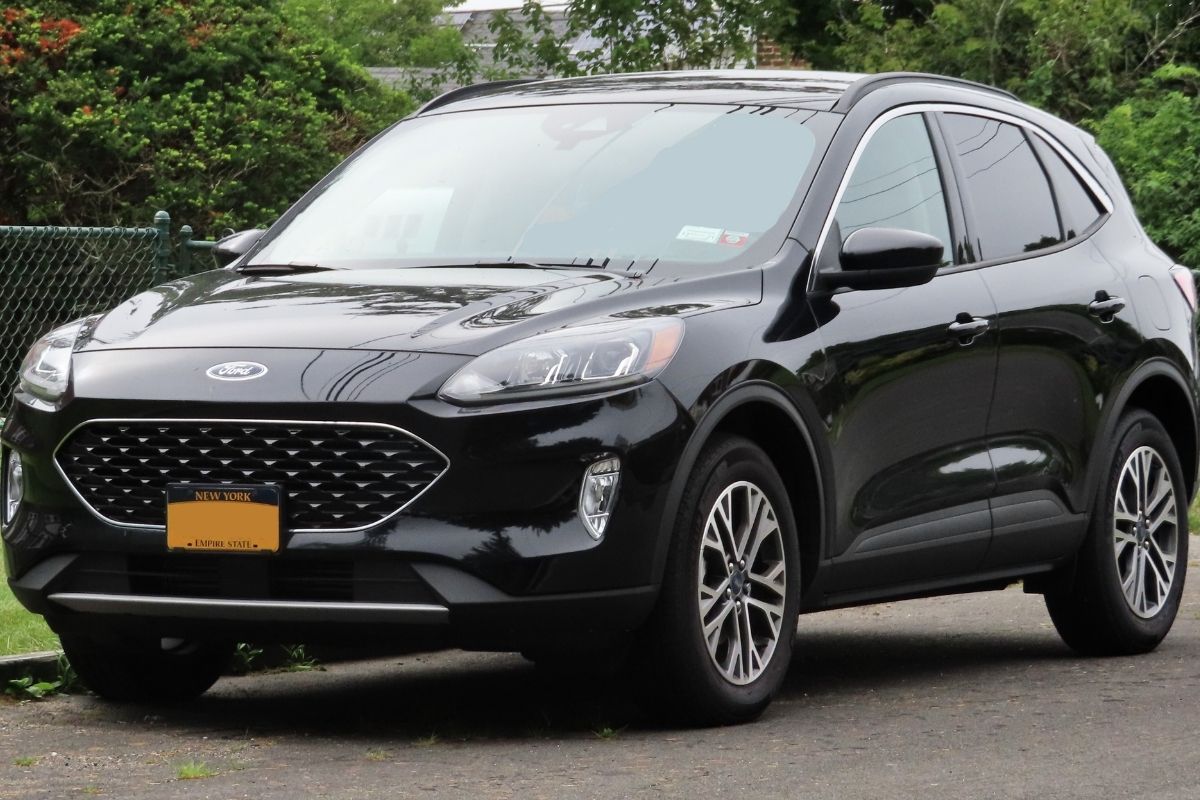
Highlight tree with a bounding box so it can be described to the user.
[281,0,479,93]
[487,0,795,77]
[1093,65,1200,265]
[0,0,411,234]
[772,0,1200,123]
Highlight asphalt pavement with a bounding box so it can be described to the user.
[3,552,1200,800]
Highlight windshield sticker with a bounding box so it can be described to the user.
[677,225,723,244]
[719,231,750,248]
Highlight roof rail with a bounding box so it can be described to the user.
[833,72,1017,112]
[417,78,540,115]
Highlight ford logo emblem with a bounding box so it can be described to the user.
[205,361,269,381]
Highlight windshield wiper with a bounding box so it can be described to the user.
[461,260,646,276]
[235,262,338,275]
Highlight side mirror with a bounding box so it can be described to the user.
[817,227,944,291]
[213,229,267,267]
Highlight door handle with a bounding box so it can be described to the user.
[947,315,990,345]
[1088,292,1126,322]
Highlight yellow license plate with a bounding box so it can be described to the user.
[166,485,281,553]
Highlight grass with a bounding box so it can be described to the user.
[0,579,58,656]
[13,756,38,767]
[593,726,621,740]
[175,761,218,780]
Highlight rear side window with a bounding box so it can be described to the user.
[833,114,952,258]
[1030,137,1105,239]
[941,113,1061,260]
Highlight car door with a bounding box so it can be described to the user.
[809,111,1000,594]
[935,111,1133,569]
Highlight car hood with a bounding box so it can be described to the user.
[79,266,760,357]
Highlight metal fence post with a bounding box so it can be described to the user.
[179,225,194,275]
[152,210,171,282]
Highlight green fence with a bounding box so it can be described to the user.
[0,211,219,403]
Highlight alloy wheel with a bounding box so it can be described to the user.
[1113,445,1179,619]
[697,480,788,685]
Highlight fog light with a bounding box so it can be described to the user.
[579,456,620,540]
[3,451,23,525]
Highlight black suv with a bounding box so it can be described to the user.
[4,71,1196,725]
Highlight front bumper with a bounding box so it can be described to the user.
[2,351,691,648]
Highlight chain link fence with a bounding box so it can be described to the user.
[0,212,219,403]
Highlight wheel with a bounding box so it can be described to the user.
[1045,411,1189,655]
[61,632,231,702]
[642,434,800,725]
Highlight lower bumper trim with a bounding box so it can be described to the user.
[47,592,449,624]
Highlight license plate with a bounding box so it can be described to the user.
[166,484,281,553]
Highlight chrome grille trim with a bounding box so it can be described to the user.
[53,418,450,534]
[48,592,450,623]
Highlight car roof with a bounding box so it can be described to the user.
[417,70,1017,115]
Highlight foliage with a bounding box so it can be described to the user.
[5,675,62,700]
[284,0,453,66]
[229,642,264,675]
[281,0,477,94]
[0,0,412,236]
[280,643,320,671]
[2,654,76,700]
[1092,65,1200,265]
[772,0,1200,120]
[487,0,794,77]
[812,0,1150,120]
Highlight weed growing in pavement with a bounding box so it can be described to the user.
[593,726,624,740]
[230,643,264,674]
[5,676,62,700]
[13,756,38,767]
[365,749,389,762]
[56,655,78,693]
[175,761,217,780]
[414,734,439,747]
[280,644,320,672]
[81,786,101,795]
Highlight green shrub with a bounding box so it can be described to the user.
[1092,65,1200,266]
[0,1,412,237]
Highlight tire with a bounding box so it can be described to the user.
[1045,410,1189,655]
[641,434,801,725]
[61,632,231,703]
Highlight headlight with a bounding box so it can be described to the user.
[440,318,684,405]
[18,318,89,404]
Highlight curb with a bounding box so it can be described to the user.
[0,651,62,684]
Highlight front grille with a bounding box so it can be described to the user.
[56,419,448,531]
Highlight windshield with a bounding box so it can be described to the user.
[250,103,835,271]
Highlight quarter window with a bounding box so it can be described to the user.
[833,114,952,261]
[942,113,1061,260]
[1031,137,1105,239]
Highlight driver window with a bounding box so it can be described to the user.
[834,114,952,262]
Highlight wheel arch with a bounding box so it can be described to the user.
[652,380,831,597]
[1098,358,1198,505]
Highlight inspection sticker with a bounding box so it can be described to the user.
[677,225,723,244]
[719,231,750,247]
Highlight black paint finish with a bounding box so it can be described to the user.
[3,70,1196,649]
